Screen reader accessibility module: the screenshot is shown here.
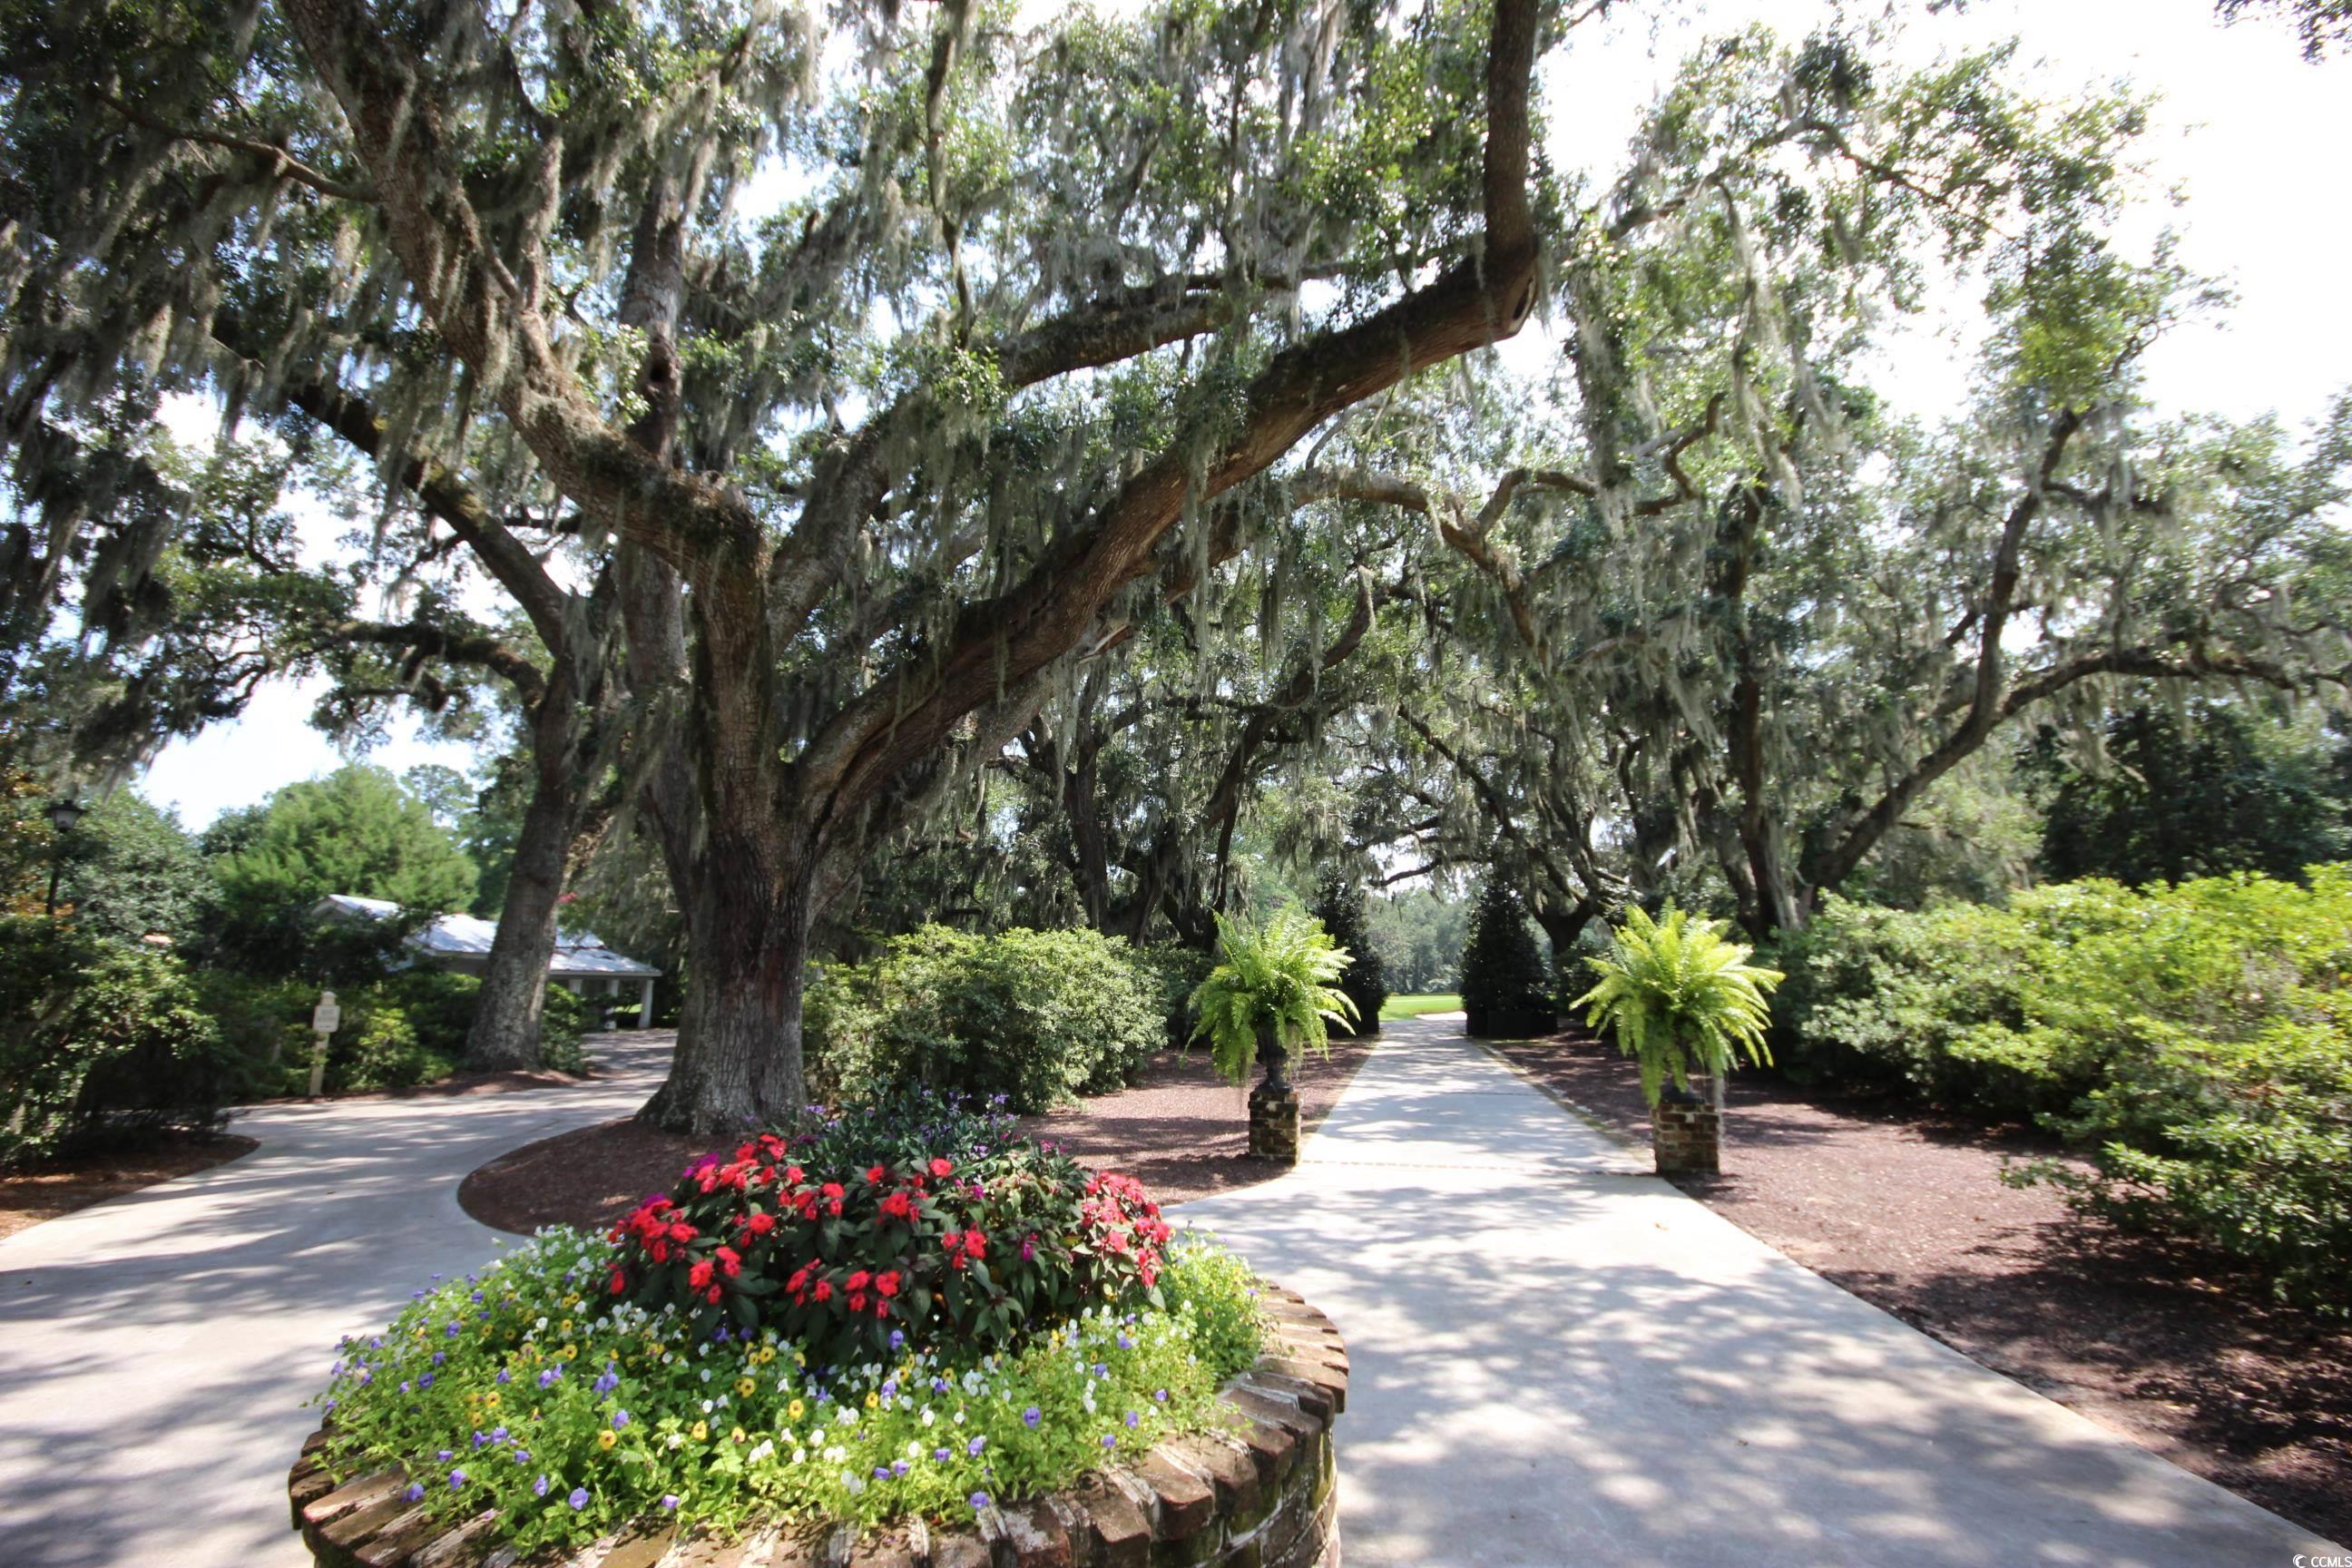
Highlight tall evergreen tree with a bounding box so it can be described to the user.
[1459,873,1553,1039]
[1311,869,1386,1038]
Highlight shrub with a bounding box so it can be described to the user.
[1784,870,2352,1307]
[0,916,234,1164]
[1311,872,1387,1036]
[606,1098,1174,1360]
[313,1227,1258,1553]
[1186,909,1356,1083]
[1132,942,1213,1049]
[1458,876,1553,1038]
[1574,904,1783,1104]
[804,926,1161,1112]
[540,985,590,1071]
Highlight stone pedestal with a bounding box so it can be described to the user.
[1249,1083,1302,1165]
[1651,1082,1720,1175]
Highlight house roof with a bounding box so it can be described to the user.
[312,895,662,979]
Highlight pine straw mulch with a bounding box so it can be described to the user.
[457,1033,1377,1240]
[0,1132,260,1240]
[1483,1025,2352,1548]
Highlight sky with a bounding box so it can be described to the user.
[133,0,2351,828]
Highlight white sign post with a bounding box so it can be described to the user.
[308,991,340,1098]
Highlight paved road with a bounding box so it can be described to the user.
[1181,1016,2343,1568]
[0,1033,672,1568]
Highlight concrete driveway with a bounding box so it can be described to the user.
[1179,1017,2343,1568]
[0,1033,672,1568]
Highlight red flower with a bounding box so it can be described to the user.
[848,1293,867,1313]
[744,1211,777,1237]
[705,1284,723,1303]
[928,1157,954,1178]
[963,1228,988,1258]
[668,1221,696,1243]
[846,1269,872,1292]
[689,1259,715,1289]
[879,1191,916,1222]
[717,1247,742,1278]
[876,1270,901,1298]
[608,1268,627,1296]
[865,1164,887,1185]
[812,1279,833,1302]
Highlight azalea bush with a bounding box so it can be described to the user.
[312,1228,1259,1553]
[804,926,1163,1112]
[1781,870,2352,1307]
[606,1114,1174,1361]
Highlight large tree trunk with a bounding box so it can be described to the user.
[463,769,576,1069]
[638,833,812,1133]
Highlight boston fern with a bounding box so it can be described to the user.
[1576,905,1784,1105]
[1187,910,1358,1084]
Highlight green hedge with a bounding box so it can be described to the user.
[1779,871,2352,1307]
[196,969,590,1093]
[805,926,1164,1112]
[0,916,237,1164]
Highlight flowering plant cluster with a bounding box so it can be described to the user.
[606,1102,1174,1364]
[311,1229,1260,1554]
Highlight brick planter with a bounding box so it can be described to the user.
[1650,1082,1720,1175]
[289,1285,1348,1568]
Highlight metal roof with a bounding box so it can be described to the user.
[312,895,662,979]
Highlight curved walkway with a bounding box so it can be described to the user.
[0,1033,672,1568]
[1181,1016,2342,1568]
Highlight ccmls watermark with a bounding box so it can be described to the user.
[2295,1555,2352,1567]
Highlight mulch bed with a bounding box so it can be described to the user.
[1485,1026,2352,1548]
[458,1032,1377,1238]
[0,1132,259,1240]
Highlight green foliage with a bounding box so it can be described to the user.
[1131,942,1214,1049]
[204,765,479,979]
[1457,877,1553,1039]
[53,791,216,946]
[313,1227,1259,1551]
[1186,908,1357,1084]
[0,916,234,1164]
[1576,905,1784,1106]
[1367,890,1469,995]
[1783,872,2352,1306]
[2026,703,2351,887]
[1310,871,1387,1036]
[805,926,1162,1112]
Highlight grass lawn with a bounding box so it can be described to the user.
[1381,993,1463,1020]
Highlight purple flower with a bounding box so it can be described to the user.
[661,1495,681,1513]
[447,1469,467,1489]
[567,1487,590,1511]
[1101,1435,1117,1449]
[931,1377,950,1394]
[891,1459,910,1477]
[491,1426,508,1442]
[472,1432,491,1448]
[933,1447,952,1463]
[446,1321,461,1338]
[1152,1389,1167,1404]
[418,1373,434,1388]
[1022,1406,1041,1428]
[1117,1334,1133,1349]
[968,1492,991,1513]
[872,1466,889,1481]
[436,1450,455,1463]
[1092,1363,1109,1379]
[432,1352,446,1366]
[880,1379,898,1399]
[533,1475,550,1498]
[965,1436,986,1457]
[404,1483,426,1503]
[495,1369,511,1385]
[537,1369,558,1389]
[888,1330,906,1351]
[593,1368,620,1395]
[358,1369,372,1385]
[612,1410,630,1429]
[1124,1410,1140,1428]
[513,1449,532,1465]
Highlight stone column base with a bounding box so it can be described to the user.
[1249,1083,1301,1165]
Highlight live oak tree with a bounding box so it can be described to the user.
[4,0,1553,1131]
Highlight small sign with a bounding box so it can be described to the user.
[311,992,340,1035]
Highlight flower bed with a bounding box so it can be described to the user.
[289,1093,1349,1565]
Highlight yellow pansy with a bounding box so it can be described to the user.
[557,1345,577,1361]
[484,1392,501,1409]
[730,1427,748,1444]
[691,1421,709,1442]
[597,1428,618,1451]
[736,1377,756,1397]
[787,1399,805,1419]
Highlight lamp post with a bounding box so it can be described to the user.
[43,797,84,917]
